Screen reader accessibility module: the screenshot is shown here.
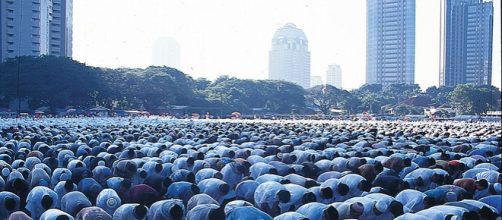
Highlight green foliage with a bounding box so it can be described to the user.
[204,77,305,113]
[306,85,344,114]
[0,56,108,111]
[1,56,499,116]
[449,84,501,115]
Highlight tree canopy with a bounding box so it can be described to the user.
[0,56,500,116]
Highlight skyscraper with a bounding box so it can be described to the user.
[269,23,311,89]
[366,0,415,85]
[152,36,181,69]
[310,75,323,88]
[326,64,342,89]
[50,0,73,57]
[440,0,493,86]
[0,0,72,62]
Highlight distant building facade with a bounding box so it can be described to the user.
[366,0,415,85]
[152,36,181,69]
[326,64,342,89]
[310,75,323,88]
[0,0,73,62]
[440,0,493,86]
[269,23,311,89]
[50,0,73,57]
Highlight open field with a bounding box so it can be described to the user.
[0,117,500,219]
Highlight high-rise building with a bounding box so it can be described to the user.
[50,0,73,57]
[440,0,493,86]
[0,0,72,62]
[326,64,342,89]
[152,37,181,69]
[310,75,323,88]
[366,0,415,85]
[269,23,311,89]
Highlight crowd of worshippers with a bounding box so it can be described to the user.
[0,118,500,220]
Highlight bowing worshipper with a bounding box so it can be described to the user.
[394,213,433,220]
[105,177,131,202]
[254,181,291,217]
[53,181,76,201]
[268,161,294,176]
[185,204,224,220]
[395,189,431,213]
[424,187,460,206]
[0,192,20,219]
[112,204,148,220]
[50,169,72,189]
[223,200,254,215]
[95,189,121,216]
[445,199,499,220]
[74,207,112,220]
[424,205,479,220]
[221,161,250,189]
[7,211,33,220]
[165,181,200,205]
[250,162,279,180]
[38,209,73,220]
[235,180,259,204]
[146,199,185,220]
[4,173,30,209]
[28,168,51,189]
[356,162,383,183]
[25,186,58,220]
[194,168,223,184]
[316,171,343,183]
[169,169,195,184]
[126,184,161,207]
[143,172,172,196]
[112,160,137,179]
[60,192,91,217]
[186,194,219,212]
[404,168,447,191]
[454,178,477,194]
[255,174,290,185]
[197,178,235,204]
[296,202,338,220]
[343,196,385,220]
[364,193,405,219]
[473,179,493,199]
[273,212,309,220]
[479,195,502,216]
[282,183,316,210]
[318,178,349,203]
[91,166,113,187]
[338,174,371,200]
[225,206,273,220]
[372,174,410,196]
[77,178,102,205]
[284,174,318,188]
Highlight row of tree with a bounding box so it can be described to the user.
[0,56,500,115]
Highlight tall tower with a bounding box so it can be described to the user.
[366,0,416,85]
[50,0,73,57]
[269,23,311,89]
[0,0,73,62]
[326,64,342,89]
[0,0,52,61]
[152,37,181,69]
[440,0,493,86]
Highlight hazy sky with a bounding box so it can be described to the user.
[73,0,501,90]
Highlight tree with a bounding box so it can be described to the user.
[425,86,454,105]
[449,84,501,115]
[306,85,343,114]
